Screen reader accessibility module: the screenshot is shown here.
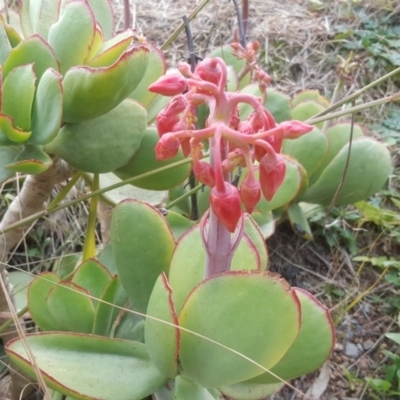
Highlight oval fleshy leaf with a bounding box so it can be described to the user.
[6,333,167,400]
[165,211,196,241]
[168,224,261,315]
[30,0,61,40]
[175,376,216,400]
[86,30,134,68]
[0,22,12,64]
[113,127,191,190]
[45,99,147,173]
[93,275,128,336]
[5,145,53,174]
[219,382,284,400]
[111,199,175,313]
[247,287,335,384]
[20,0,35,37]
[145,273,180,378]
[291,101,325,129]
[0,14,21,48]
[71,259,112,307]
[47,281,95,333]
[244,214,268,270]
[62,46,149,123]
[48,0,96,74]
[86,0,114,40]
[0,147,18,184]
[300,138,392,206]
[0,114,31,143]
[129,44,167,108]
[309,123,364,185]
[28,272,60,331]
[29,68,63,145]
[1,63,36,132]
[282,127,329,179]
[2,34,59,81]
[291,90,330,108]
[179,271,301,388]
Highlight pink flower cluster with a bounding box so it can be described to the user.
[149,57,313,233]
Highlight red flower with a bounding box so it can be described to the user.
[259,153,286,201]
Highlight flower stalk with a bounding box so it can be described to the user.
[149,56,313,277]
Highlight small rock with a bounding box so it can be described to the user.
[345,342,360,358]
[363,339,375,351]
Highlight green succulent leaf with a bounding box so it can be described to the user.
[250,208,275,240]
[6,333,168,400]
[179,272,300,388]
[291,101,326,129]
[129,44,166,108]
[25,0,61,40]
[146,93,171,124]
[0,146,18,184]
[88,172,168,207]
[111,199,175,313]
[45,99,147,173]
[291,90,330,108]
[86,30,134,68]
[28,272,60,331]
[165,211,196,241]
[47,281,95,333]
[62,46,149,123]
[309,123,364,185]
[247,288,335,384]
[93,275,128,336]
[71,259,112,307]
[282,127,329,179]
[219,382,284,400]
[8,271,35,312]
[168,224,262,315]
[114,127,191,190]
[243,214,268,270]
[48,0,96,74]
[287,203,313,240]
[300,138,392,206]
[175,376,217,400]
[145,273,180,379]
[28,68,63,145]
[0,22,12,64]
[1,63,36,133]
[0,14,21,48]
[2,34,59,82]
[0,115,30,144]
[86,0,114,40]
[5,145,53,175]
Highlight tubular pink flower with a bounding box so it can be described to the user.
[240,174,261,214]
[210,182,242,233]
[155,133,181,160]
[196,58,223,86]
[156,112,179,137]
[148,74,187,96]
[193,160,216,187]
[259,153,286,201]
[279,120,314,139]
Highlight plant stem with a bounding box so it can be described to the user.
[306,92,400,125]
[311,66,400,119]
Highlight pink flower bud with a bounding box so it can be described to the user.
[193,160,215,187]
[259,153,286,201]
[155,133,180,160]
[164,95,188,116]
[148,74,187,96]
[210,182,242,233]
[240,174,261,214]
[195,58,222,86]
[156,112,179,136]
[279,120,314,139]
